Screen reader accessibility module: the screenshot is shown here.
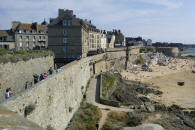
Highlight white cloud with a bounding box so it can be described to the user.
[0,0,194,44]
[136,0,183,9]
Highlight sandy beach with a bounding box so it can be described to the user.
[121,58,195,108]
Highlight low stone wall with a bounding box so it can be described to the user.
[99,74,120,107]
[0,56,54,101]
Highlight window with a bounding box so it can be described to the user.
[26,42,29,47]
[33,36,36,41]
[19,42,23,47]
[39,36,41,40]
[26,36,29,41]
[33,42,36,47]
[0,37,7,41]
[63,47,66,53]
[63,38,67,43]
[68,20,72,26]
[63,29,67,35]
[63,20,67,26]
[19,36,22,41]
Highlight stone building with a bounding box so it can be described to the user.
[48,9,106,62]
[0,30,15,49]
[0,21,48,50]
[106,32,115,48]
[100,32,107,50]
[126,37,147,46]
[107,30,125,47]
[12,21,48,50]
[1,21,48,50]
[48,9,89,63]
[88,24,101,51]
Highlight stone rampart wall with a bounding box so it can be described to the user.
[0,56,54,101]
[1,49,140,129]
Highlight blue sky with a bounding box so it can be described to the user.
[0,0,194,44]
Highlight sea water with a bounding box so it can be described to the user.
[182,48,195,57]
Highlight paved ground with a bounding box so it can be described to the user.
[86,75,132,130]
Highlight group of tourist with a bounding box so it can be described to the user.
[5,67,54,100]
[33,67,53,84]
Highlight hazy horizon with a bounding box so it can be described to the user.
[0,0,195,44]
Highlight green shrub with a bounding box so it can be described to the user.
[102,73,115,98]
[102,111,144,130]
[24,104,35,117]
[66,102,101,130]
[134,56,144,65]
[46,125,54,130]
[0,49,54,64]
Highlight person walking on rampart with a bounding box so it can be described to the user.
[48,67,53,75]
[5,88,13,99]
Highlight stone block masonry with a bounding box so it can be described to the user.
[1,48,141,130]
[0,56,54,102]
[2,54,105,130]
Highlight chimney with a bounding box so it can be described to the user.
[58,9,64,17]
[12,21,21,31]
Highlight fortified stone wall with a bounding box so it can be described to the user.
[1,48,140,130]
[0,56,54,101]
[156,47,179,57]
[2,54,106,130]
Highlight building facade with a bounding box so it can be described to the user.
[0,21,48,50]
[48,9,89,63]
[107,30,125,47]
[12,21,48,50]
[0,30,15,49]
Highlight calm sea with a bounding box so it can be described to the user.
[182,48,195,57]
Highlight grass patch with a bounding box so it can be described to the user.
[134,56,145,65]
[66,102,102,130]
[46,125,54,130]
[140,48,154,53]
[102,111,146,130]
[0,49,54,64]
[24,104,35,117]
[102,72,116,98]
